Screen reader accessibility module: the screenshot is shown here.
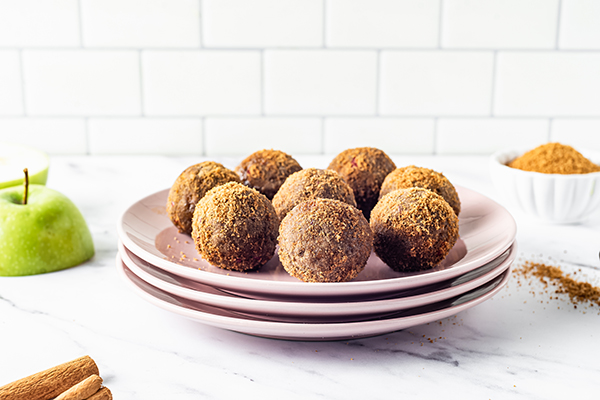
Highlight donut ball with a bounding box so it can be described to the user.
[370,187,459,273]
[272,168,357,222]
[167,161,240,235]
[328,147,396,219]
[379,165,461,216]
[278,198,373,283]
[191,182,278,271]
[235,149,302,199]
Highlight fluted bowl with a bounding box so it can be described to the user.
[490,148,600,223]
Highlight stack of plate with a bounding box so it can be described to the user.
[117,186,517,341]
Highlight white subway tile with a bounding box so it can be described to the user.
[0,118,86,154]
[88,118,202,155]
[327,0,439,48]
[0,0,80,47]
[380,51,494,116]
[81,0,200,48]
[264,50,377,115]
[494,52,600,116]
[324,118,434,154]
[559,0,600,49]
[143,51,261,116]
[0,51,24,116]
[203,0,322,47]
[551,120,600,151]
[23,51,141,116]
[442,0,558,49]
[437,118,549,154]
[204,118,322,155]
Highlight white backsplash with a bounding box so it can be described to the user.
[0,0,599,156]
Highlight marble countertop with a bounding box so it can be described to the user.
[1,154,599,399]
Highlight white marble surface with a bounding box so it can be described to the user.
[1,154,599,399]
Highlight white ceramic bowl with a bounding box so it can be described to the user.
[490,148,600,223]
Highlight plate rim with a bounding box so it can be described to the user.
[118,240,516,317]
[117,185,516,297]
[116,253,511,341]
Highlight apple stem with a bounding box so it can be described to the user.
[23,168,29,205]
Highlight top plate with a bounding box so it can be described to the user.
[117,186,516,298]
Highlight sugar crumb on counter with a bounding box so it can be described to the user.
[510,257,600,313]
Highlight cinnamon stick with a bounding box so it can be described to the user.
[85,387,112,400]
[55,375,103,400]
[0,356,99,400]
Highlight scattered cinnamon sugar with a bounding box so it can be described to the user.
[513,261,600,307]
[508,142,600,174]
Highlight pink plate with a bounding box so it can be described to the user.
[117,186,516,298]
[116,254,511,341]
[119,241,515,320]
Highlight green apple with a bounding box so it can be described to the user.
[0,142,49,189]
[0,184,94,276]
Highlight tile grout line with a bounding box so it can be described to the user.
[84,117,90,155]
[438,0,444,49]
[77,0,84,47]
[2,115,599,120]
[1,46,600,53]
[322,0,327,48]
[201,117,206,156]
[321,117,326,154]
[375,50,381,116]
[555,0,563,49]
[18,49,27,116]
[490,50,498,117]
[260,50,265,116]
[432,117,439,155]
[198,0,204,48]
[138,50,145,116]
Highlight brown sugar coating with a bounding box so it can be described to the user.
[508,142,600,174]
[514,261,600,307]
[380,165,461,216]
[235,149,302,199]
[278,198,373,283]
[191,182,279,272]
[272,168,357,221]
[370,187,459,273]
[167,161,240,235]
[328,147,396,219]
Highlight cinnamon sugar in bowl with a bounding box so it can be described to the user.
[490,143,600,223]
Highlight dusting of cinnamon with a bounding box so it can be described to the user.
[167,161,240,235]
[379,165,461,216]
[370,187,459,273]
[278,198,373,283]
[514,261,600,307]
[508,143,600,174]
[235,149,302,199]
[192,182,278,271]
[272,168,357,222]
[328,147,396,219]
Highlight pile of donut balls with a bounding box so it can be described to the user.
[166,147,460,283]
